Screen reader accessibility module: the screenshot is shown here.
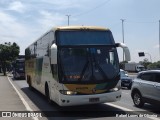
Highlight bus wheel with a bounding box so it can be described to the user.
[45,83,51,104]
[27,76,33,90]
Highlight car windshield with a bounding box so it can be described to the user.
[58,47,119,83]
[120,71,128,77]
[138,67,145,71]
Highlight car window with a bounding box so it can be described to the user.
[155,73,160,83]
[137,73,142,79]
[120,71,127,77]
[140,73,154,82]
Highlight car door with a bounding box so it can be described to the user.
[153,73,160,102]
[139,73,155,99]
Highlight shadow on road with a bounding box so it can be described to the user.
[0,73,6,76]
[136,103,160,114]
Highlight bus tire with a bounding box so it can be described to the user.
[45,83,51,104]
[27,76,33,90]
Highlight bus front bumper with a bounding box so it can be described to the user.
[58,90,121,106]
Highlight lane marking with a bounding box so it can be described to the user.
[105,103,160,120]
[105,103,133,111]
[7,76,39,120]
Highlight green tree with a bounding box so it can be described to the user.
[0,42,19,75]
[119,61,128,69]
[139,58,152,70]
[147,61,160,70]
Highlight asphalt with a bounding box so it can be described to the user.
[0,73,32,120]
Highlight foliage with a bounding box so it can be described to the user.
[147,61,160,69]
[139,58,152,69]
[119,61,128,69]
[0,42,20,75]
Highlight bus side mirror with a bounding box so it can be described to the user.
[50,44,57,64]
[116,43,131,61]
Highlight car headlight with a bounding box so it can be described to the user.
[59,90,77,95]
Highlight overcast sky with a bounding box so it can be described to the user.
[0,0,160,62]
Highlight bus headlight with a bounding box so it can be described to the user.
[59,90,77,95]
[109,87,120,92]
[109,79,121,92]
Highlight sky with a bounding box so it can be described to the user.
[0,0,160,63]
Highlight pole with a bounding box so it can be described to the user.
[145,53,152,63]
[159,20,160,59]
[66,15,71,26]
[121,19,125,61]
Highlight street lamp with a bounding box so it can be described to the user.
[121,19,125,61]
[138,52,152,63]
[159,20,160,59]
[66,15,71,26]
[145,53,152,63]
[0,49,1,73]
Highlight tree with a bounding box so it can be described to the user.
[147,61,160,70]
[139,58,152,70]
[119,61,128,69]
[0,42,19,75]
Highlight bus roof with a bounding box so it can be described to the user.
[52,26,110,31]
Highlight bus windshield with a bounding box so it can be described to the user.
[57,30,119,83]
[17,62,24,68]
[59,47,119,83]
[14,59,25,69]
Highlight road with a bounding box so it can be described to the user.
[3,73,160,120]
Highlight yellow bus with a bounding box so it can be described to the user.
[25,26,130,106]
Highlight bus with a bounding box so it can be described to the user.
[25,26,131,106]
[13,55,25,79]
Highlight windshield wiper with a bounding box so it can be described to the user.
[92,52,110,81]
[78,61,89,81]
[78,49,90,81]
[78,48,110,82]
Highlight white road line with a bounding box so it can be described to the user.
[105,103,132,111]
[105,103,160,120]
[7,76,39,120]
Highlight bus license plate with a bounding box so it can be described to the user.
[89,98,99,102]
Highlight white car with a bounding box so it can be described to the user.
[131,70,160,107]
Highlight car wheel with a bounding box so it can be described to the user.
[133,92,144,107]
